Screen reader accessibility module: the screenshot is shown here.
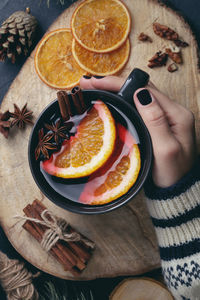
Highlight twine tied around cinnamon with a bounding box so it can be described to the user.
[0,251,39,300]
[15,209,95,252]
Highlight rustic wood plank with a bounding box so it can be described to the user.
[0,0,199,280]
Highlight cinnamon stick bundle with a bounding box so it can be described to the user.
[57,88,88,121]
[22,200,95,276]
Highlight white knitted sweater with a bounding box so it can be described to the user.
[144,158,200,300]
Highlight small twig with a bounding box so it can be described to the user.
[143,17,159,32]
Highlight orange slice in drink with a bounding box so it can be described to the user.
[41,101,116,178]
[34,29,86,89]
[72,38,130,76]
[71,0,131,53]
[79,123,141,205]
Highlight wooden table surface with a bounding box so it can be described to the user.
[0,0,200,282]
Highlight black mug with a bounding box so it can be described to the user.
[28,68,152,214]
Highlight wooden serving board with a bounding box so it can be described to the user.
[0,0,200,280]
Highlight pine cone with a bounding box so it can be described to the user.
[0,8,38,63]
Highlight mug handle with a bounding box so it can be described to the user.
[118,68,149,106]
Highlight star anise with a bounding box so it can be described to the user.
[35,128,57,160]
[0,110,11,138]
[44,119,72,145]
[10,103,33,129]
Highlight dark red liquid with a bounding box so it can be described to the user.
[40,102,140,204]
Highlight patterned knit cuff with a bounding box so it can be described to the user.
[144,156,200,200]
[161,253,200,300]
[145,179,200,263]
[144,157,200,261]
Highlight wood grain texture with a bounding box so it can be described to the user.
[0,0,199,280]
[109,277,174,299]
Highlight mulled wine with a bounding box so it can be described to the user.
[39,100,140,205]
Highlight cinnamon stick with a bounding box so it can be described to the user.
[68,242,91,263]
[22,200,94,275]
[33,200,92,262]
[30,202,80,269]
[23,220,42,242]
[22,221,77,272]
[71,88,82,115]
[32,200,86,271]
[57,91,70,121]
[62,91,73,117]
[23,204,74,271]
[73,86,87,112]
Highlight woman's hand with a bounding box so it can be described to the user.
[80,76,197,187]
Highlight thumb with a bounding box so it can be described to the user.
[133,88,174,149]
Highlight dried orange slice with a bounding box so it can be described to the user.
[41,101,116,178]
[79,123,141,205]
[34,29,86,89]
[71,0,131,53]
[72,38,130,76]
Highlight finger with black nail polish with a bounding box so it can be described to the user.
[93,76,105,79]
[137,89,152,105]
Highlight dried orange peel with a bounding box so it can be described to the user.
[34,28,86,89]
[71,0,131,53]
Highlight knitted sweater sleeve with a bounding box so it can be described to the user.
[144,157,200,300]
